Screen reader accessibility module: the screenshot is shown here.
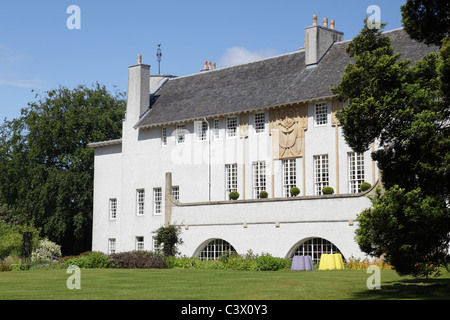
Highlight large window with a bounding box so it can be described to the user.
[161,127,167,146]
[109,198,117,220]
[136,189,145,215]
[282,159,297,197]
[172,186,180,201]
[314,102,328,126]
[254,113,266,133]
[226,117,238,137]
[198,239,236,260]
[108,238,116,254]
[136,236,144,251]
[225,163,238,199]
[291,238,343,264]
[314,155,329,195]
[153,188,162,215]
[348,152,365,193]
[196,120,208,142]
[253,161,266,199]
[176,124,186,144]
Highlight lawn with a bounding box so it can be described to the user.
[1,268,449,300]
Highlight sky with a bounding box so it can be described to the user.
[0,0,407,122]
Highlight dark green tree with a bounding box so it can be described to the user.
[331,23,450,276]
[153,225,183,257]
[401,0,450,46]
[0,83,126,255]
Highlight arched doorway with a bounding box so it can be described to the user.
[196,239,236,260]
[289,237,344,264]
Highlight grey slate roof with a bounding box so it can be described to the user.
[135,28,438,129]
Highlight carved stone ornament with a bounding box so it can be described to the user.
[269,105,307,159]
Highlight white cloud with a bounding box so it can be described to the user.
[218,47,277,68]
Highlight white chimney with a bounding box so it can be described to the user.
[305,15,344,67]
[126,54,150,123]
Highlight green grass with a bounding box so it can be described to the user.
[1,269,449,300]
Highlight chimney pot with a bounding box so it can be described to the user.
[138,54,142,64]
[208,61,212,70]
[213,62,216,70]
[330,20,335,30]
[313,15,318,26]
[323,18,328,28]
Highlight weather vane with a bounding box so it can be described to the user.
[156,44,162,74]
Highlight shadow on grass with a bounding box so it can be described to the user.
[353,277,450,300]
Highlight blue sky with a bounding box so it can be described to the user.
[0,0,407,122]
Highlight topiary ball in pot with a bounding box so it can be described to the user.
[322,186,334,195]
[359,182,371,192]
[229,191,240,200]
[290,187,300,197]
[259,191,268,199]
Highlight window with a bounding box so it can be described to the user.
[225,163,238,199]
[254,113,266,133]
[282,159,297,197]
[314,102,328,126]
[348,152,365,193]
[314,155,329,195]
[253,161,266,198]
[226,117,238,137]
[214,119,220,139]
[136,189,145,215]
[290,238,343,264]
[198,239,236,260]
[108,238,116,254]
[109,198,117,219]
[136,236,144,251]
[176,124,186,144]
[172,186,180,201]
[153,188,162,215]
[161,127,167,146]
[196,120,208,142]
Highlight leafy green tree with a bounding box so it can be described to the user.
[154,225,183,257]
[0,83,125,255]
[331,23,450,276]
[356,187,450,277]
[401,0,450,46]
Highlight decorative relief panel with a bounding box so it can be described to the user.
[269,104,308,159]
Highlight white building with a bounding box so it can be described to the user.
[89,17,436,263]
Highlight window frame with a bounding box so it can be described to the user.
[226,117,238,138]
[253,161,266,199]
[225,163,238,199]
[314,102,329,126]
[153,187,162,215]
[161,127,167,147]
[176,124,186,144]
[136,189,145,216]
[282,159,297,197]
[348,152,365,194]
[254,112,266,134]
[314,154,329,195]
[109,198,117,220]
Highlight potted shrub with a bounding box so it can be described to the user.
[229,191,240,201]
[290,187,300,197]
[359,182,371,192]
[259,191,268,199]
[322,186,334,195]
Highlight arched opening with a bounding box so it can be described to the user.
[289,237,344,264]
[196,239,237,260]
